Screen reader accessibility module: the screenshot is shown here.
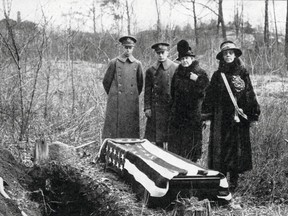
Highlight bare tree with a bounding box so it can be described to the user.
[100,0,136,35]
[66,26,77,114]
[264,0,269,45]
[100,0,124,35]
[125,0,131,35]
[191,0,199,46]
[172,0,206,46]
[272,0,278,48]
[217,0,227,40]
[0,5,47,141]
[0,6,24,140]
[91,0,97,34]
[234,0,242,39]
[176,0,226,40]
[240,0,244,44]
[155,0,162,39]
[285,0,288,70]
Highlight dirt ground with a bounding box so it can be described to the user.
[1,74,288,215]
[0,148,41,216]
[0,142,163,216]
[1,139,284,216]
[0,143,111,216]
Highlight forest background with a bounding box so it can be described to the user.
[0,0,288,215]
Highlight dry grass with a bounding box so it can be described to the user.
[2,41,288,215]
[28,62,288,215]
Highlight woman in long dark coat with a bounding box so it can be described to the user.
[168,40,209,162]
[202,41,260,191]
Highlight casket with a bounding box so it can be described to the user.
[98,138,231,207]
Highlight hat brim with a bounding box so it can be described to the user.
[216,48,242,60]
[177,53,196,61]
[119,35,137,46]
[122,44,135,47]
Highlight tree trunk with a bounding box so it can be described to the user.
[2,11,25,140]
[285,0,288,70]
[234,0,242,39]
[44,66,50,119]
[92,1,97,34]
[70,52,75,115]
[155,0,161,40]
[272,0,278,49]
[192,0,199,47]
[218,0,227,40]
[264,0,269,45]
[125,0,131,35]
[241,1,244,45]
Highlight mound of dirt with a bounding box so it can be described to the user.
[0,148,41,216]
[0,143,164,216]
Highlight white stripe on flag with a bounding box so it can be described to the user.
[217,193,232,201]
[128,148,180,180]
[141,140,221,177]
[141,140,203,175]
[124,159,169,197]
[219,177,229,188]
[206,170,220,176]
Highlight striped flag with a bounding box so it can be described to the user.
[99,138,231,201]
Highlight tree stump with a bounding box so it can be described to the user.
[34,137,49,165]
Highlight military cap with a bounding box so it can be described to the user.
[151,42,170,52]
[119,35,137,46]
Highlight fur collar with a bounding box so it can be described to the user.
[218,58,245,75]
[177,60,201,77]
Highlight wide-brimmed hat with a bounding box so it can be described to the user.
[177,39,195,61]
[119,35,137,46]
[151,42,170,53]
[216,40,242,60]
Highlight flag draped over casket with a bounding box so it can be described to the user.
[98,138,231,203]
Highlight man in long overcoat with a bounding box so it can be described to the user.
[144,42,178,148]
[102,36,143,140]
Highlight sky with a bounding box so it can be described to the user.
[0,0,287,34]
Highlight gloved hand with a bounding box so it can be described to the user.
[145,109,152,118]
[190,72,198,81]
